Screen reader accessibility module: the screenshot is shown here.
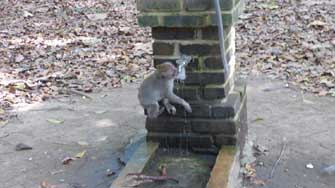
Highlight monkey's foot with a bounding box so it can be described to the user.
[165,104,176,115]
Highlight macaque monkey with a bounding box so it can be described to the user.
[138,62,192,119]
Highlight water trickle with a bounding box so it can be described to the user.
[180,81,190,156]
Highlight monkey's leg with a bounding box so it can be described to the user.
[146,103,164,119]
[162,98,176,115]
[167,94,192,113]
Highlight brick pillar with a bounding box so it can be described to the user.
[137,0,247,154]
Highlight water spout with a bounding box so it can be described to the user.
[176,55,192,81]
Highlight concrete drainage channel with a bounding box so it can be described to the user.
[111,0,248,187]
[111,140,240,188]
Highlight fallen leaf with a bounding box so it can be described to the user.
[0,120,8,127]
[40,181,69,188]
[253,179,267,186]
[14,83,26,90]
[306,163,314,169]
[252,117,264,123]
[77,141,89,146]
[50,170,65,175]
[23,10,33,18]
[86,13,108,21]
[159,164,167,176]
[95,110,107,114]
[0,108,5,115]
[106,169,116,176]
[258,3,279,10]
[244,163,257,178]
[75,150,86,158]
[15,54,25,62]
[47,119,64,124]
[15,143,33,151]
[309,20,327,27]
[8,86,16,93]
[62,157,75,165]
[97,136,108,142]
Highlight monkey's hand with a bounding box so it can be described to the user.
[183,102,192,113]
[165,104,176,115]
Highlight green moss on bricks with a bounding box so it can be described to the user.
[152,27,196,40]
[185,71,226,85]
[138,12,239,27]
[174,85,201,101]
[219,0,235,10]
[184,0,235,11]
[138,15,160,27]
[208,13,233,27]
[191,119,237,134]
[153,42,175,55]
[203,82,231,100]
[137,0,181,12]
[203,50,232,70]
[201,26,232,40]
[163,15,206,27]
[184,0,211,11]
[180,44,221,56]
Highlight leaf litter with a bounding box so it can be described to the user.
[236,0,335,97]
[0,0,153,121]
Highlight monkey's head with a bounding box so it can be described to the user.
[157,62,178,80]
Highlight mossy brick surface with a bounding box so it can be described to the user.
[137,0,245,27]
[203,53,231,70]
[146,117,192,132]
[212,92,241,119]
[152,27,196,40]
[137,0,235,12]
[191,118,237,134]
[174,85,201,101]
[137,15,160,27]
[185,0,235,11]
[180,38,230,56]
[147,132,214,148]
[160,102,212,118]
[152,42,175,55]
[163,15,207,27]
[185,71,225,85]
[180,43,220,56]
[214,134,238,146]
[203,82,231,100]
[201,26,232,40]
[137,0,181,12]
[214,135,237,146]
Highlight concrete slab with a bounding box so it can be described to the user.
[206,146,241,188]
[110,141,159,188]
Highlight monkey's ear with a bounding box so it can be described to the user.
[157,64,166,77]
[156,64,166,71]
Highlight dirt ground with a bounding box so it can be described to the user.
[0,84,145,188]
[1,74,335,188]
[246,74,335,188]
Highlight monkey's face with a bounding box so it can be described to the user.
[157,62,178,80]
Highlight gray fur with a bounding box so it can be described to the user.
[138,63,192,119]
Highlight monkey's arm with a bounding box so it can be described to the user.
[166,93,192,113]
